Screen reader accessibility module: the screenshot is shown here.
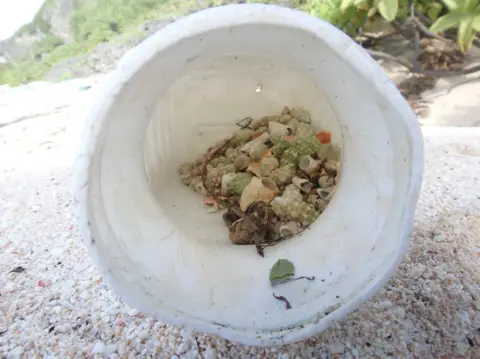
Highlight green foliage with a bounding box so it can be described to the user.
[430,0,480,52]
[333,0,480,53]
[1,0,203,86]
[33,34,64,59]
[309,0,369,36]
[1,0,480,87]
[69,0,163,43]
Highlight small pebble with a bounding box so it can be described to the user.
[329,343,345,354]
[92,341,106,354]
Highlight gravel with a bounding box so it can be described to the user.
[1,87,479,357]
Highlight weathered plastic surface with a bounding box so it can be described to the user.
[73,4,424,347]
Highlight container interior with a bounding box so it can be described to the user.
[92,21,404,334]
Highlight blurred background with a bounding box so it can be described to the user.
[0,1,478,87]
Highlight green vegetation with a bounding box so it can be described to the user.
[1,0,221,86]
[1,0,479,86]
[333,0,480,52]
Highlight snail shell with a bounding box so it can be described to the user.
[251,116,277,130]
[247,162,262,177]
[317,186,336,201]
[240,132,269,154]
[295,122,316,138]
[249,142,269,162]
[279,221,302,237]
[292,176,313,193]
[324,160,339,174]
[268,121,294,136]
[234,154,251,171]
[290,106,312,124]
[229,219,255,245]
[239,177,279,211]
[228,173,253,196]
[220,173,236,196]
[190,177,208,196]
[269,164,296,186]
[298,155,322,175]
[260,156,279,176]
[315,198,329,212]
[318,175,334,189]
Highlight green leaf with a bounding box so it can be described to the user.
[429,12,465,33]
[457,17,475,52]
[442,0,461,11]
[269,259,295,285]
[377,0,399,22]
[473,14,480,31]
[427,3,443,21]
[340,0,356,11]
[354,0,369,9]
[462,0,479,11]
[368,6,378,17]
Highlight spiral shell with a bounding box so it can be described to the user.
[205,171,222,195]
[268,121,294,136]
[269,164,296,186]
[295,122,316,138]
[189,177,208,196]
[271,191,319,226]
[216,163,236,176]
[315,198,329,212]
[268,136,291,158]
[231,128,255,147]
[251,116,278,130]
[253,126,269,137]
[260,156,279,176]
[180,173,193,185]
[279,221,302,237]
[324,160,339,174]
[240,132,268,154]
[280,135,321,166]
[209,156,228,168]
[317,186,336,201]
[225,147,240,162]
[298,155,322,175]
[247,162,262,177]
[225,172,253,196]
[239,177,279,211]
[283,184,303,202]
[292,176,313,193]
[288,115,300,128]
[178,162,193,176]
[234,154,251,171]
[318,175,334,189]
[289,107,312,124]
[249,142,269,162]
[317,143,341,161]
[220,173,236,196]
[229,219,255,245]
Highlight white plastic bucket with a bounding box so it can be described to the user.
[73,4,424,346]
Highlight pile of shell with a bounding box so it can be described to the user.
[178,107,341,251]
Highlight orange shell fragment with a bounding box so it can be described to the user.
[316,131,332,144]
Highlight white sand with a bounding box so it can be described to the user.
[0,80,479,358]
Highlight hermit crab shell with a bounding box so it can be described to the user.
[278,221,302,237]
[239,176,279,211]
[317,186,336,201]
[292,176,313,193]
[268,121,294,136]
[298,155,322,175]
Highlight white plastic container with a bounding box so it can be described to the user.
[73,4,424,346]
